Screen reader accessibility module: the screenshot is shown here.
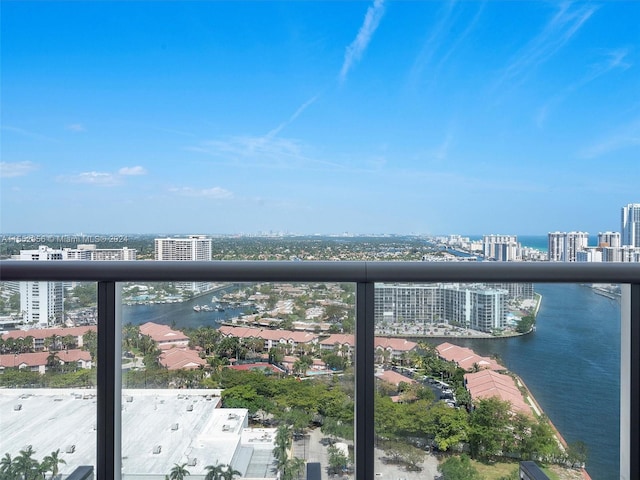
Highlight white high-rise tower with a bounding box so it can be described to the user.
[19,246,65,326]
[621,203,640,247]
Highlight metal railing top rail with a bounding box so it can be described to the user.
[1,259,640,283]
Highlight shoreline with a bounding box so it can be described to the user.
[513,372,592,480]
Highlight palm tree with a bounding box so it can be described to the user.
[204,463,223,480]
[219,465,241,480]
[13,446,38,480]
[42,450,66,479]
[273,425,291,471]
[46,351,61,372]
[281,457,305,480]
[0,453,16,480]
[168,463,190,480]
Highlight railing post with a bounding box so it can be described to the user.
[356,282,375,480]
[97,282,121,480]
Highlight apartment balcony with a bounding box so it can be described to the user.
[1,260,639,480]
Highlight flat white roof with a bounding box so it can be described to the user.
[0,388,276,479]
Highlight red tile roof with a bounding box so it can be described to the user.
[319,334,355,347]
[0,349,92,369]
[375,337,418,353]
[436,342,503,371]
[158,348,206,370]
[319,334,417,353]
[139,322,189,344]
[375,369,417,387]
[465,370,532,416]
[218,326,317,344]
[1,326,96,341]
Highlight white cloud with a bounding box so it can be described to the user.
[66,123,86,132]
[579,118,640,159]
[266,94,320,139]
[169,186,233,199]
[62,171,120,186]
[58,165,148,186]
[497,2,597,89]
[339,0,386,83]
[118,166,148,176]
[189,134,347,172]
[0,161,37,178]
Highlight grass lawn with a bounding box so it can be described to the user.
[469,459,560,480]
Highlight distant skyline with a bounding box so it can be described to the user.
[2,1,639,235]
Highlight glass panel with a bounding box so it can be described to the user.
[373,281,620,480]
[120,281,355,479]
[0,280,97,478]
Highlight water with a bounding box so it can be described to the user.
[123,282,621,479]
[438,283,620,479]
[122,292,249,329]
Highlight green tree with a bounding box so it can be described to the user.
[273,425,291,472]
[327,445,350,475]
[42,449,66,479]
[280,457,305,480]
[82,330,98,361]
[13,445,39,480]
[204,463,223,480]
[0,453,17,480]
[424,402,469,451]
[439,454,482,480]
[168,463,190,480]
[219,465,241,480]
[469,397,514,459]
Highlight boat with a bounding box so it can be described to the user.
[193,305,202,312]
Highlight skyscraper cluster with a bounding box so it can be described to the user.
[547,203,640,262]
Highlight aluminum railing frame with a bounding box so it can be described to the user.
[1,260,639,480]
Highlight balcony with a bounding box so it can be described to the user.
[1,260,639,480]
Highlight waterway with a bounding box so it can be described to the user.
[430,283,620,480]
[123,282,620,479]
[122,289,250,330]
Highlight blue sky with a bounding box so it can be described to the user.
[1,0,639,236]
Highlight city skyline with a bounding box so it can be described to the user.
[2,1,639,235]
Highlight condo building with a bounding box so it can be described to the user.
[482,234,521,261]
[15,244,138,325]
[374,282,520,333]
[154,235,213,293]
[18,246,65,325]
[64,244,137,261]
[598,232,621,248]
[622,203,640,247]
[547,232,589,262]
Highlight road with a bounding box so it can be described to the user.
[292,428,441,480]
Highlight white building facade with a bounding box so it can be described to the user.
[622,203,640,247]
[482,234,521,261]
[374,283,514,333]
[19,246,65,325]
[547,232,589,262]
[154,235,213,293]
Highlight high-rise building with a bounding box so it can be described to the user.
[548,232,565,262]
[621,203,640,247]
[547,232,589,262]
[482,234,521,261]
[64,244,137,261]
[598,232,621,248]
[155,235,212,261]
[19,246,65,326]
[374,282,515,333]
[154,235,213,293]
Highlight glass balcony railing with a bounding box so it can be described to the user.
[0,260,638,480]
